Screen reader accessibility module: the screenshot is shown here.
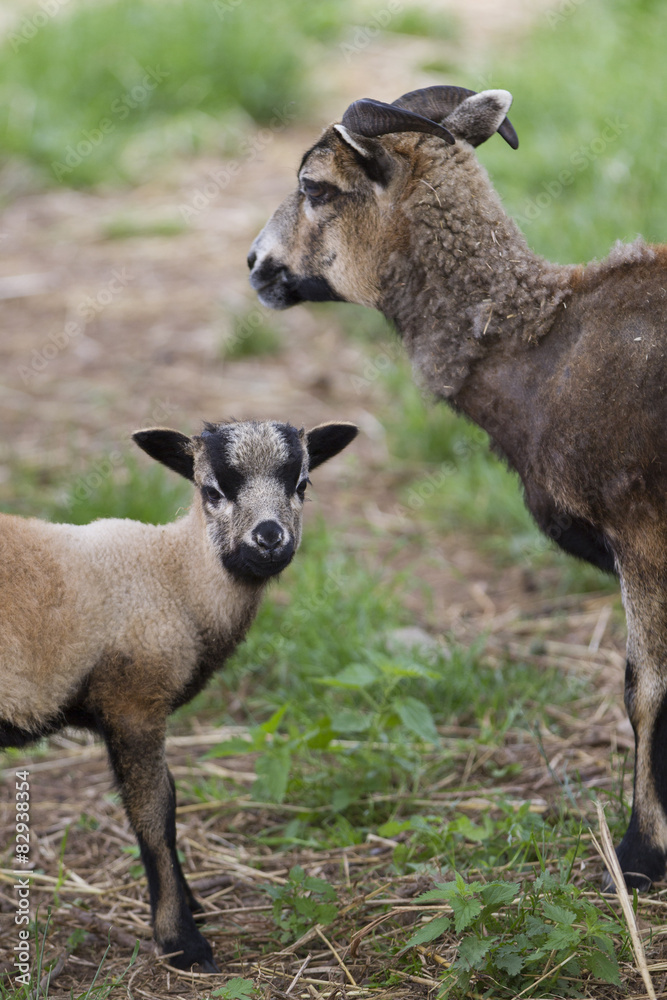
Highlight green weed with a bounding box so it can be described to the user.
[264,865,338,943]
[403,869,626,997]
[211,979,258,1000]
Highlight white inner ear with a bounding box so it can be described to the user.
[333,123,372,158]
[473,89,513,116]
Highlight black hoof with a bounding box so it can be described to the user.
[195,958,220,974]
[161,930,217,973]
[602,868,653,893]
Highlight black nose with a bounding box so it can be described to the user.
[247,249,257,270]
[252,520,284,552]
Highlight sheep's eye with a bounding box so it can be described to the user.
[203,485,224,505]
[301,178,337,203]
[296,478,310,499]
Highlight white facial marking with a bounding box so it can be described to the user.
[475,89,513,115]
[226,422,289,470]
[333,123,371,158]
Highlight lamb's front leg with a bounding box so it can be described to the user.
[610,570,667,889]
[103,720,218,971]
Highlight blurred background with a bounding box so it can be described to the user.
[1,1,667,996]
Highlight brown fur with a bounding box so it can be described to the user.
[249,90,667,890]
[0,418,357,969]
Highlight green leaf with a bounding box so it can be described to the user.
[480,881,520,907]
[404,915,451,949]
[318,663,379,688]
[302,875,337,899]
[252,747,290,803]
[414,883,458,904]
[329,708,372,733]
[377,819,411,837]
[331,788,352,812]
[204,735,254,758]
[394,697,440,743]
[541,901,576,925]
[211,978,257,999]
[451,896,482,933]
[544,924,580,951]
[494,945,524,976]
[260,704,288,735]
[525,914,548,938]
[457,935,493,969]
[588,949,621,985]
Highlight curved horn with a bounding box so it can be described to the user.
[393,85,519,149]
[341,98,455,145]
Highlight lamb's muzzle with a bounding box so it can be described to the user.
[0,417,357,971]
[249,83,667,893]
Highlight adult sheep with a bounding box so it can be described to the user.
[248,85,667,891]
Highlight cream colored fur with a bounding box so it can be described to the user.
[0,504,262,732]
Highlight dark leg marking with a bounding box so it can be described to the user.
[104,723,218,971]
[606,660,667,890]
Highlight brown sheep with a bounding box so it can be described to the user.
[0,418,357,970]
[248,85,667,891]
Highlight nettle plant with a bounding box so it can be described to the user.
[405,869,627,998]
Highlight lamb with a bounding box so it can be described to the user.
[248,85,667,891]
[0,417,357,971]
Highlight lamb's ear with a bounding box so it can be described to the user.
[306,422,358,470]
[332,125,395,185]
[132,428,194,481]
[444,89,518,148]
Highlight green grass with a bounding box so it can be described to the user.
[177,515,592,845]
[386,6,460,40]
[0,0,349,186]
[101,214,188,239]
[0,451,192,523]
[474,0,667,263]
[220,308,284,360]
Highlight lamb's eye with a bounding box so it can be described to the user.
[301,178,337,203]
[203,485,224,505]
[296,478,310,499]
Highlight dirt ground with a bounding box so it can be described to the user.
[1,2,655,997]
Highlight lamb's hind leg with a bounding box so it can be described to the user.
[611,566,667,889]
[102,719,218,971]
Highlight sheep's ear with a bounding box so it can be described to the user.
[306,421,358,470]
[444,90,518,148]
[132,428,194,481]
[332,125,395,186]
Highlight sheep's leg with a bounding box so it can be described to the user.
[610,569,667,889]
[103,722,218,971]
